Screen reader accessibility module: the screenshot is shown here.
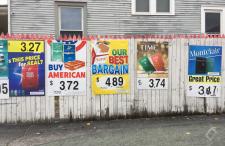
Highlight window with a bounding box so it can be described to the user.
[205,13,220,34]
[136,0,149,12]
[58,6,83,37]
[201,7,224,34]
[0,5,8,34]
[157,0,170,12]
[132,0,175,15]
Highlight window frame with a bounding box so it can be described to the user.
[58,6,84,36]
[55,1,87,38]
[132,0,175,15]
[201,6,225,34]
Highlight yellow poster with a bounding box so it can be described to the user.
[91,40,129,95]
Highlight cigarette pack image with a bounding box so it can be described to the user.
[22,65,39,90]
[51,43,63,62]
[64,44,75,63]
[139,56,156,72]
[206,58,214,73]
[195,57,207,74]
[150,53,165,71]
[0,53,5,66]
[64,60,85,71]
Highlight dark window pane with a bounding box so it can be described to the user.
[205,12,220,34]
[136,0,149,12]
[61,7,82,30]
[157,0,170,12]
[0,6,8,34]
[60,31,83,38]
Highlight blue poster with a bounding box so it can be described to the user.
[8,40,45,97]
[187,45,222,97]
[188,45,222,76]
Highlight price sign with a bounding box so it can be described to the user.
[136,40,169,90]
[187,45,222,98]
[46,40,87,96]
[92,40,129,95]
[8,40,45,97]
[187,84,220,97]
[59,81,79,91]
[48,78,85,96]
[8,41,44,53]
[96,76,125,89]
[137,78,168,89]
[0,80,9,99]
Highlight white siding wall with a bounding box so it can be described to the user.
[10,0,55,35]
[9,0,225,35]
[87,0,225,35]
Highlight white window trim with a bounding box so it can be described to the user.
[201,6,225,34]
[132,0,175,16]
[58,6,84,35]
[8,0,10,34]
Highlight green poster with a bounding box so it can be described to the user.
[0,40,8,78]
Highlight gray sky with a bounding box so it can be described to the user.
[0,0,7,5]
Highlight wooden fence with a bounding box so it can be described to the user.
[0,34,225,123]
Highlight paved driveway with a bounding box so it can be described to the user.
[1,115,225,146]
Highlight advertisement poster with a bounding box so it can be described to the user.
[0,40,9,99]
[137,41,169,89]
[92,40,129,95]
[8,40,45,96]
[46,40,87,96]
[187,45,222,97]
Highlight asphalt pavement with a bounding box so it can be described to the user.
[1,115,225,146]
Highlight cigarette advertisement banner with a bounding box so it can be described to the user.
[187,45,222,97]
[137,40,169,89]
[92,40,129,95]
[8,40,45,96]
[46,40,87,96]
[0,40,9,99]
